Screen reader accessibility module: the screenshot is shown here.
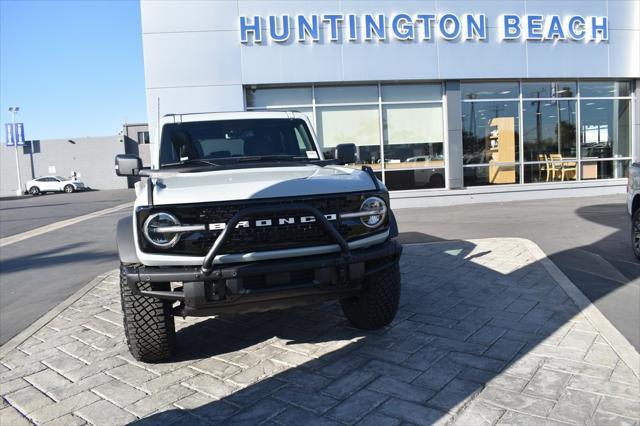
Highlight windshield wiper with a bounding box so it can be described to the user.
[237,155,306,163]
[162,159,221,168]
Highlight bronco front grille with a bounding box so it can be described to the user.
[137,192,387,257]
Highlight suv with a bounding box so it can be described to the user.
[115,112,402,361]
[26,175,87,195]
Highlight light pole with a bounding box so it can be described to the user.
[8,107,23,195]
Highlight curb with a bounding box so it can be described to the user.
[0,271,117,358]
[520,238,640,379]
[0,195,28,201]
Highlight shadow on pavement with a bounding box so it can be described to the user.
[130,236,626,425]
[550,203,640,350]
[0,203,71,211]
[0,242,114,274]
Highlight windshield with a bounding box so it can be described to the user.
[159,118,318,168]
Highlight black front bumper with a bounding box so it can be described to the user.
[124,239,402,316]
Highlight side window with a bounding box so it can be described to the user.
[137,131,150,144]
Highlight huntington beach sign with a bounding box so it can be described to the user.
[239,14,609,44]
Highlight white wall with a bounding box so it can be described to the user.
[140,0,640,144]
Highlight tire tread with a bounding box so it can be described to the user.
[119,264,176,362]
[340,262,401,330]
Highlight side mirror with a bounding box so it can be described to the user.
[335,143,358,165]
[115,154,143,176]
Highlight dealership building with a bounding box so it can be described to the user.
[140,0,639,206]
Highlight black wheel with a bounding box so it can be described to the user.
[632,209,640,261]
[340,262,401,330]
[64,184,74,193]
[120,264,176,362]
[29,186,40,196]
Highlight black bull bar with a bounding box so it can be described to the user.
[123,203,401,312]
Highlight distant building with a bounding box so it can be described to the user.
[0,124,149,197]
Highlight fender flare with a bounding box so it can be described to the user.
[117,216,140,264]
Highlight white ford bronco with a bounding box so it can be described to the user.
[115,111,402,361]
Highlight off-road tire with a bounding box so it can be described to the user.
[632,209,640,261]
[64,184,74,193]
[340,262,401,329]
[120,264,176,362]
[29,186,40,195]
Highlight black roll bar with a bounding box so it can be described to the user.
[201,203,350,274]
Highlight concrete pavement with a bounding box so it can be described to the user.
[0,190,134,345]
[395,194,640,351]
[0,189,134,238]
[1,239,638,425]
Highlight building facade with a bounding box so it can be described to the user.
[0,136,127,197]
[0,124,150,198]
[140,0,639,206]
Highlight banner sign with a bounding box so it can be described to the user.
[240,14,608,44]
[5,123,14,146]
[4,123,25,146]
[15,123,25,146]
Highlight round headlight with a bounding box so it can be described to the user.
[143,212,181,248]
[360,196,387,228]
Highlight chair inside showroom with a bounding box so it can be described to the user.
[549,153,576,181]
[538,154,552,182]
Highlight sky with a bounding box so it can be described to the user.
[0,0,147,141]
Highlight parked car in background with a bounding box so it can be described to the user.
[627,162,640,260]
[25,175,88,195]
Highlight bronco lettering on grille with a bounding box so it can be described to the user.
[209,213,338,230]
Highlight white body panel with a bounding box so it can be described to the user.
[151,165,376,205]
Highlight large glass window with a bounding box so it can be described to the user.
[462,80,633,186]
[315,85,378,104]
[580,99,631,159]
[382,84,442,102]
[580,81,631,97]
[244,79,633,191]
[462,98,520,186]
[246,86,312,107]
[522,99,577,183]
[522,81,577,98]
[523,100,577,161]
[461,82,519,100]
[245,83,445,191]
[382,103,445,190]
[316,105,380,160]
